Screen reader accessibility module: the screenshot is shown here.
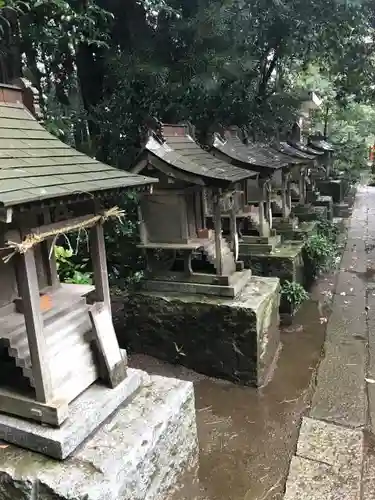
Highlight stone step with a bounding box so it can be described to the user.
[6,301,88,361]
[25,339,96,390]
[0,296,87,350]
[242,234,281,254]
[202,236,236,275]
[15,307,91,370]
[272,217,299,230]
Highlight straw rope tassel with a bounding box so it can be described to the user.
[2,206,125,263]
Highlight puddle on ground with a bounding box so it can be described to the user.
[128,276,335,500]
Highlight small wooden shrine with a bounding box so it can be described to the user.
[210,128,311,244]
[125,122,281,388]
[208,128,306,284]
[210,128,290,243]
[0,82,155,458]
[286,140,324,204]
[309,137,351,217]
[308,133,335,178]
[131,123,257,298]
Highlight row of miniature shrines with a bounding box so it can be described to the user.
[0,81,351,470]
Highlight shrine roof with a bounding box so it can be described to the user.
[0,102,155,208]
[212,133,289,171]
[308,137,334,152]
[274,142,316,160]
[140,124,257,186]
[287,140,324,156]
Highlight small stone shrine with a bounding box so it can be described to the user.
[309,134,352,218]
[0,84,197,499]
[122,123,280,387]
[209,128,305,285]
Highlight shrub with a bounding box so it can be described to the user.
[303,233,337,280]
[316,217,339,243]
[280,280,309,308]
[54,245,93,285]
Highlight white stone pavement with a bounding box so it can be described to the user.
[284,185,375,500]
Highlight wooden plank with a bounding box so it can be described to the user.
[131,157,149,174]
[89,222,111,310]
[213,193,223,275]
[41,208,59,290]
[0,207,12,223]
[89,303,127,388]
[265,182,273,229]
[137,242,203,250]
[5,213,98,243]
[137,205,148,245]
[281,172,289,218]
[229,207,239,261]
[0,387,68,426]
[16,248,54,404]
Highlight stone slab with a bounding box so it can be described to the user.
[365,293,375,435]
[296,417,363,477]
[0,373,198,500]
[310,338,367,428]
[362,447,375,500]
[240,242,304,285]
[310,188,369,428]
[0,362,143,459]
[284,456,361,500]
[140,269,252,299]
[118,277,280,386]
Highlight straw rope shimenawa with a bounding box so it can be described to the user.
[2,206,125,263]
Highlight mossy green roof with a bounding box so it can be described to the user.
[0,103,155,207]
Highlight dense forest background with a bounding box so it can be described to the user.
[0,0,374,283]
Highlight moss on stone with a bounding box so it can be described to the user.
[117,277,280,386]
[240,243,304,285]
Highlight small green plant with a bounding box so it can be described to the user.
[303,233,337,278]
[316,218,339,243]
[280,280,309,308]
[54,245,93,285]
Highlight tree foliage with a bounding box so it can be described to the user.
[1,0,374,284]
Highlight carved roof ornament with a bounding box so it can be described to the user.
[11,77,42,119]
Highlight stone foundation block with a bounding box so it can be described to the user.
[240,242,304,285]
[316,179,344,204]
[0,371,198,500]
[274,221,317,242]
[117,277,280,387]
[294,205,328,221]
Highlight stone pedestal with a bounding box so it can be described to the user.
[0,370,198,500]
[277,220,317,242]
[314,195,333,220]
[240,241,305,285]
[117,277,280,387]
[0,361,141,459]
[239,235,281,254]
[272,218,317,242]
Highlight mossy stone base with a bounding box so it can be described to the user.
[273,221,317,242]
[117,277,280,387]
[240,242,305,284]
[314,195,333,221]
[292,204,328,222]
